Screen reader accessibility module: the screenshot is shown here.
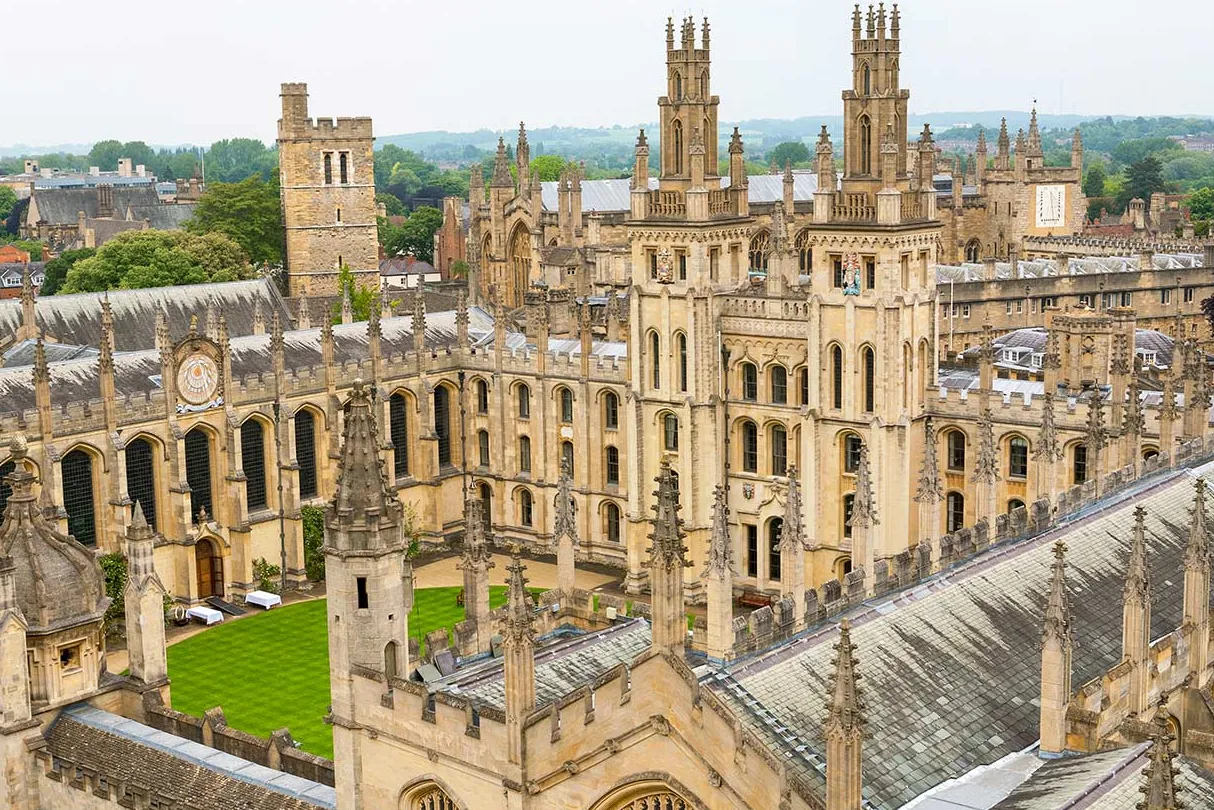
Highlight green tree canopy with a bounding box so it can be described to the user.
[205,138,278,183]
[87,140,125,171]
[0,237,43,261]
[330,264,377,324]
[0,186,17,220]
[530,154,567,182]
[60,230,253,293]
[765,141,811,167]
[1082,164,1106,198]
[1110,137,1183,168]
[1118,156,1167,209]
[378,205,443,264]
[1189,187,1214,221]
[376,192,406,217]
[40,248,95,295]
[184,174,283,267]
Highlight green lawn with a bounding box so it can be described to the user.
[166,586,517,759]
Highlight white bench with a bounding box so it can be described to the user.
[186,606,224,625]
[245,591,282,610]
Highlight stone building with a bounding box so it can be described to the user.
[278,83,379,297]
[19,184,197,252]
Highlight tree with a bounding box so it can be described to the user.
[184,175,283,267]
[1188,187,1214,221]
[530,154,567,182]
[60,230,253,293]
[377,192,406,217]
[1110,137,1182,168]
[330,264,376,323]
[1082,164,1106,198]
[0,238,43,261]
[0,186,16,220]
[1119,156,1166,209]
[380,206,443,264]
[205,138,278,183]
[88,140,125,171]
[766,141,811,167]
[41,248,95,295]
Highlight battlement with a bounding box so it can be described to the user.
[277,81,373,142]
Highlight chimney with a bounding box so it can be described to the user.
[136,164,146,178]
[97,184,114,219]
[117,158,132,177]
[89,166,100,177]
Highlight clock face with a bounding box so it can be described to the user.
[1035,185,1066,228]
[177,354,220,406]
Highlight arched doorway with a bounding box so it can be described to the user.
[195,538,224,598]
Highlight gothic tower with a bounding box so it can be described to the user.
[658,17,720,189]
[842,2,909,198]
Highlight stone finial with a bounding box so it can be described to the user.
[1071,128,1083,153]
[825,620,866,738]
[1026,108,1043,156]
[1184,479,1209,573]
[504,548,534,641]
[701,484,734,580]
[252,298,265,335]
[1125,378,1145,436]
[1160,373,1179,421]
[340,284,353,325]
[325,379,403,551]
[1033,393,1064,462]
[1043,541,1072,646]
[635,128,649,151]
[128,501,156,579]
[491,137,513,189]
[851,443,878,529]
[553,455,578,545]
[32,334,49,385]
[728,127,744,155]
[976,128,988,152]
[297,297,311,330]
[1139,700,1182,810]
[187,313,200,340]
[997,117,1011,155]
[972,408,998,484]
[460,486,492,565]
[779,466,806,552]
[914,417,944,504]
[1085,394,1108,452]
[270,311,284,355]
[1125,506,1151,605]
[455,290,469,346]
[648,460,689,569]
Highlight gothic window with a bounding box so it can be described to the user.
[294,411,318,500]
[479,483,493,536]
[323,153,332,185]
[604,391,619,430]
[672,120,684,175]
[518,489,534,527]
[745,524,758,577]
[741,362,758,401]
[748,231,770,274]
[0,459,13,520]
[517,383,531,418]
[561,441,574,476]
[339,152,349,184]
[768,518,783,580]
[605,502,621,543]
[946,430,966,472]
[650,331,661,390]
[675,72,683,100]
[843,493,855,538]
[843,434,863,473]
[862,347,875,413]
[799,367,809,406]
[1008,498,1026,513]
[859,116,872,175]
[390,394,410,479]
[831,345,844,409]
[771,425,788,476]
[795,230,812,274]
[476,379,489,413]
[677,333,688,392]
[606,446,620,486]
[1073,445,1088,485]
[604,789,691,810]
[946,491,965,532]
[770,365,788,404]
[862,63,872,96]
[865,257,875,290]
[241,419,268,512]
[699,71,708,99]
[185,429,213,523]
[518,436,531,474]
[477,430,490,468]
[559,387,574,423]
[663,413,680,452]
[508,225,530,309]
[125,438,158,530]
[384,641,398,681]
[61,449,97,546]
[410,785,458,810]
[670,470,680,503]
[1008,436,1029,479]
[741,420,759,473]
[434,386,452,467]
[965,239,982,263]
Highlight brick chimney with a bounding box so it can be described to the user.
[97,184,114,219]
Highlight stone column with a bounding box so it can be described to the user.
[124,503,168,686]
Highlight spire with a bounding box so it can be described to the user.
[890,2,900,37]
[1126,506,1151,605]
[851,442,878,529]
[1033,393,1064,462]
[648,460,690,651]
[826,619,866,737]
[852,3,862,38]
[340,283,353,324]
[491,137,513,189]
[411,292,427,354]
[270,310,284,355]
[779,466,806,552]
[1123,505,1152,715]
[32,333,49,386]
[1043,541,1071,645]
[914,417,944,504]
[648,460,688,568]
[1015,128,1027,154]
[1139,702,1182,810]
[973,408,999,484]
[1185,479,1209,572]
[504,547,534,642]
[462,487,490,560]
[1027,108,1043,156]
[701,484,733,580]
[729,126,744,155]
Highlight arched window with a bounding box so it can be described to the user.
[771,425,788,476]
[649,331,661,390]
[748,231,770,274]
[741,420,759,473]
[561,441,575,476]
[672,119,684,175]
[843,433,863,473]
[606,446,620,486]
[798,367,809,406]
[185,428,213,523]
[1008,499,1026,513]
[768,518,784,581]
[604,391,619,430]
[675,72,683,100]
[518,435,532,474]
[508,224,530,309]
[1008,436,1029,479]
[862,63,872,96]
[965,239,982,263]
[61,449,97,546]
[859,115,872,175]
[605,502,621,543]
[518,489,534,527]
[517,383,531,419]
[677,333,688,392]
[770,365,788,404]
[663,413,680,452]
[476,379,489,413]
[559,387,574,423]
[741,362,758,401]
[831,345,844,409]
[434,386,452,466]
[795,230,812,274]
[699,71,708,98]
[338,152,349,184]
[0,459,14,520]
[295,411,318,500]
[946,430,966,472]
[862,347,875,413]
[384,641,398,681]
[409,785,458,810]
[946,491,965,533]
[843,493,855,538]
[125,438,158,531]
[241,419,268,512]
[1143,448,1160,461]
[323,153,332,185]
[478,482,493,536]
[477,430,490,468]
[389,394,410,479]
[1073,445,1088,484]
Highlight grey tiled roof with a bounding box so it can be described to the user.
[30,186,162,224]
[715,465,1214,810]
[432,618,652,710]
[46,704,335,810]
[537,171,821,213]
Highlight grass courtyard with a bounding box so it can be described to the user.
[166,585,519,759]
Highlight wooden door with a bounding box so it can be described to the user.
[195,539,223,598]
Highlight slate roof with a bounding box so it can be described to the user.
[0,278,291,357]
[432,618,651,710]
[936,252,1205,284]
[2,337,97,366]
[991,744,1214,810]
[46,704,335,810]
[30,186,162,224]
[714,464,1214,810]
[957,327,1177,370]
[537,171,821,213]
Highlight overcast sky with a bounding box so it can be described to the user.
[8,0,1213,148]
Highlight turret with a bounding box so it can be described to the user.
[814,126,836,224]
[658,16,719,187]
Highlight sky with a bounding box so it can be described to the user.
[7,0,1213,149]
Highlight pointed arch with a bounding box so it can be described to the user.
[507,222,531,309]
[861,62,872,96]
[672,119,684,175]
[748,230,770,274]
[858,115,872,175]
[965,238,982,263]
[587,776,703,810]
[398,776,468,810]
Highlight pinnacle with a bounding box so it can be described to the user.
[1185,479,1209,570]
[131,500,149,531]
[702,483,733,581]
[326,378,402,549]
[648,460,689,569]
[1139,699,1182,810]
[826,619,866,737]
[779,466,805,552]
[1043,541,1071,644]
